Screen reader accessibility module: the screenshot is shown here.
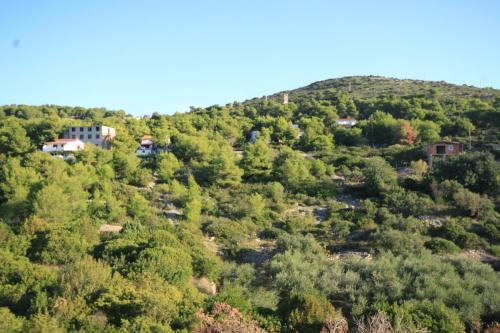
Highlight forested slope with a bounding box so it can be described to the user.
[0,76,499,332]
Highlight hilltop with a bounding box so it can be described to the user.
[258,75,500,104]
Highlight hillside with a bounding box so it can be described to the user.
[0,77,499,332]
[260,75,500,104]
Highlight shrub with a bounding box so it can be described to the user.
[435,222,482,249]
[425,237,460,254]
[130,246,193,285]
[362,157,397,196]
[279,291,336,333]
[403,300,464,333]
[452,187,494,219]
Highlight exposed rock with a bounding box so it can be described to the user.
[417,215,443,228]
[193,277,217,295]
[329,251,373,261]
[99,224,123,233]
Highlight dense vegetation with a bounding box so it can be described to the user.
[0,76,499,332]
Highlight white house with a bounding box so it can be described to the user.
[42,138,85,153]
[335,118,357,128]
[136,134,169,155]
[136,134,154,155]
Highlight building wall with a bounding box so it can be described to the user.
[42,141,85,153]
[62,125,116,148]
[425,142,462,156]
[335,119,357,127]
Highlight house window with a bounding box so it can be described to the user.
[88,127,92,131]
[80,134,84,139]
[71,135,76,139]
[436,145,446,154]
[95,126,100,131]
[95,134,100,139]
[88,134,92,139]
[71,127,76,132]
[53,144,57,148]
[80,127,84,131]
[448,145,454,151]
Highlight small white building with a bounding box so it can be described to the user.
[335,118,357,128]
[42,138,85,153]
[136,134,154,155]
[136,134,169,155]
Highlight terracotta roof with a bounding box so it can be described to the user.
[429,141,461,145]
[44,138,82,145]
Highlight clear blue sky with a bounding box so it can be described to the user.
[1,1,499,115]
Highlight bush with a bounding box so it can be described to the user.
[425,237,460,254]
[404,300,464,333]
[373,227,425,255]
[435,222,482,249]
[279,291,336,333]
[452,187,494,219]
[0,307,25,333]
[130,246,193,285]
[282,214,315,234]
[431,152,499,197]
[362,157,397,196]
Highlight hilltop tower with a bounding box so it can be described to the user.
[283,92,289,104]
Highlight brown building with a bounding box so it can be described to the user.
[424,141,463,167]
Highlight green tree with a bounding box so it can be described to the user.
[410,159,428,178]
[157,152,182,182]
[432,152,499,197]
[362,157,397,195]
[363,111,400,145]
[127,192,151,221]
[301,117,334,151]
[131,246,193,285]
[0,307,25,333]
[184,175,202,223]
[413,119,441,143]
[23,313,64,333]
[0,118,32,155]
[112,148,140,181]
[241,138,274,181]
[204,145,243,187]
[272,117,299,145]
[0,158,41,224]
[273,147,313,187]
[33,182,87,225]
[59,256,113,299]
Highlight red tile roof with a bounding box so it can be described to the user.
[44,138,81,145]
